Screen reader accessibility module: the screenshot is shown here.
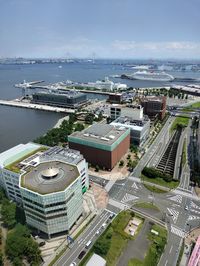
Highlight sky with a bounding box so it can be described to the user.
[0,0,200,59]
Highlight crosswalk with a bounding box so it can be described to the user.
[168,195,182,204]
[167,208,179,223]
[188,215,200,221]
[171,225,186,238]
[121,193,138,203]
[190,201,200,210]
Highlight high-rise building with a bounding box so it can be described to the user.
[0,143,89,237]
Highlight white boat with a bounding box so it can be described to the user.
[131,71,174,82]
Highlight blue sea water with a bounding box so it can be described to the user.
[0,60,199,152]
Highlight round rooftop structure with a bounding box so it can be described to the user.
[41,167,59,179]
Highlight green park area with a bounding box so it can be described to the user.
[141,167,179,191]
[34,112,103,147]
[190,102,200,108]
[170,117,190,132]
[128,224,167,266]
[80,210,143,266]
[0,189,41,266]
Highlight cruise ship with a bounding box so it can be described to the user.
[122,71,174,82]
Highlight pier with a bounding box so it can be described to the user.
[0,99,75,114]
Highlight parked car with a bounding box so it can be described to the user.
[38,241,46,247]
[78,251,86,260]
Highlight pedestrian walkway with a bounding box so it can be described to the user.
[167,208,179,223]
[108,198,128,210]
[188,215,200,221]
[171,225,186,238]
[105,180,116,192]
[168,194,183,204]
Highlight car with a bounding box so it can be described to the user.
[101,223,106,229]
[96,230,100,235]
[85,240,92,249]
[38,241,46,247]
[185,206,189,211]
[70,263,76,266]
[78,251,86,260]
[109,213,115,219]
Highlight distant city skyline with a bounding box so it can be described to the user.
[0,0,200,59]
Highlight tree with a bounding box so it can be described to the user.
[0,189,6,203]
[95,165,100,172]
[0,253,3,266]
[85,113,95,124]
[6,224,41,265]
[74,123,84,132]
[1,199,16,229]
[119,160,124,167]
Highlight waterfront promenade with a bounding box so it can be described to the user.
[0,99,75,114]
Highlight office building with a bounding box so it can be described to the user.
[68,124,130,170]
[111,116,150,146]
[140,96,166,120]
[0,144,89,237]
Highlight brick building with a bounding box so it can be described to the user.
[140,96,166,120]
[68,124,130,170]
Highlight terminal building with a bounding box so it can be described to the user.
[111,116,150,146]
[0,143,89,237]
[32,89,87,109]
[140,96,166,120]
[68,124,130,170]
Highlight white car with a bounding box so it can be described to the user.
[96,230,100,235]
[70,263,76,266]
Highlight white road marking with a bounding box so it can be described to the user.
[168,195,182,204]
[121,193,138,203]
[167,208,179,223]
[171,225,185,238]
[169,245,173,254]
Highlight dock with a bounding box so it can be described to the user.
[0,99,75,114]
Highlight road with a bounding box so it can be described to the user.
[51,114,198,266]
[107,176,200,266]
[54,210,111,266]
[132,116,174,177]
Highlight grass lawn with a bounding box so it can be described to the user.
[170,117,190,131]
[134,202,159,211]
[143,184,167,193]
[142,174,179,190]
[128,258,143,266]
[190,102,200,108]
[130,224,167,266]
[80,210,144,266]
[182,139,187,166]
